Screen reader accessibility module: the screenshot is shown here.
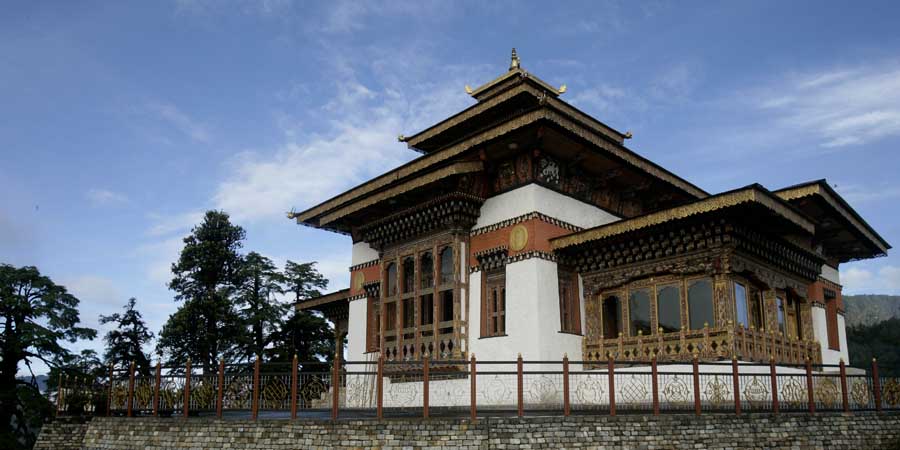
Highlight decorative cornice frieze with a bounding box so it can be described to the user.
[471,249,558,273]
[474,245,509,272]
[362,280,381,299]
[359,192,484,249]
[349,259,380,272]
[470,211,583,236]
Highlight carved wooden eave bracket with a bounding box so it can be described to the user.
[474,245,509,272]
[358,192,484,250]
[296,288,351,321]
[362,280,381,299]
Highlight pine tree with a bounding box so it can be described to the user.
[99,298,154,376]
[236,252,287,359]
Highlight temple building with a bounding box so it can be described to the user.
[291,50,889,377]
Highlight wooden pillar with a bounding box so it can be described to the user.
[805,358,815,415]
[127,361,135,418]
[839,359,849,413]
[183,359,191,419]
[873,358,882,412]
[692,354,701,415]
[608,354,616,416]
[216,359,225,418]
[563,354,570,417]
[423,355,430,418]
[651,356,659,415]
[517,354,524,417]
[376,355,384,420]
[290,354,298,420]
[330,355,339,420]
[470,354,477,422]
[769,357,779,415]
[251,357,260,420]
[732,356,741,416]
[107,364,114,417]
[152,362,161,417]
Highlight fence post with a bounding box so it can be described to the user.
[107,363,114,417]
[517,354,524,417]
[56,373,65,417]
[470,354,477,422]
[127,361,135,418]
[693,354,701,416]
[608,354,616,416]
[423,355,430,419]
[153,361,161,417]
[805,357,815,415]
[252,357,261,420]
[290,354,298,420]
[769,356,779,415]
[376,355,384,420]
[872,358,882,413]
[839,359,849,413]
[563,354,570,417]
[651,356,659,415]
[216,358,225,419]
[732,356,741,416]
[183,359,191,419]
[330,354,339,420]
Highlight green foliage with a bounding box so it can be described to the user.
[45,350,106,417]
[0,264,95,450]
[284,260,328,303]
[99,298,153,376]
[847,317,900,376]
[843,294,900,327]
[267,310,336,364]
[236,252,288,359]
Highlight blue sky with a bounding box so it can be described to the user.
[3,1,900,372]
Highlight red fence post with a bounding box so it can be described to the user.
[423,355,430,419]
[805,358,815,415]
[216,359,225,419]
[651,356,659,415]
[152,362,161,417]
[563,354,570,417]
[330,355,339,420]
[693,354,701,416]
[470,354,477,422]
[608,354,616,416]
[183,359,191,419]
[872,358,882,413]
[732,356,741,416]
[107,364,114,417]
[770,356,779,415]
[517,354,524,417]
[127,361,135,418]
[290,354,298,420]
[376,355,384,420]
[252,357,261,420]
[839,359,849,413]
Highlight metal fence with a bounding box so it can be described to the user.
[55,355,900,420]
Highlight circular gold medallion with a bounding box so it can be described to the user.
[509,224,529,251]
[352,271,366,291]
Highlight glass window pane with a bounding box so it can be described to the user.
[734,282,748,328]
[403,298,415,328]
[603,295,622,339]
[386,263,397,297]
[440,290,454,322]
[420,294,433,326]
[749,289,765,330]
[628,289,652,336]
[402,257,415,293]
[420,252,434,288]
[688,280,714,330]
[385,302,397,331]
[440,247,454,284]
[776,296,785,335]
[657,285,681,333]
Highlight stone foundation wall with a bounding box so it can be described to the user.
[33,417,91,450]
[36,413,900,450]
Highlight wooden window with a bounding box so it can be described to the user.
[420,252,434,289]
[749,287,765,331]
[482,268,506,337]
[402,257,415,294]
[602,295,622,339]
[402,297,415,329]
[558,269,581,334]
[734,282,749,328]
[385,263,397,297]
[384,302,397,332]
[656,285,681,333]
[734,279,764,331]
[775,294,786,336]
[825,289,839,350]
[365,296,379,352]
[439,247,454,284]
[628,288,652,336]
[420,294,434,327]
[687,279,714,330]
[791,296,803,340]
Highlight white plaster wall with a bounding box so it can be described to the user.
[820,264,841,285]
[346,299,369,362]
[474,184,619,229]
[812,305,843,365]
[351,242,379,266]
[837,314,850,363]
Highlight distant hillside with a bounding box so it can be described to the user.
[843,294,900,327]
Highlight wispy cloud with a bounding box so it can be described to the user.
[147,101,211,143]
[145,211,204,237]
[834,182,900,204]
[842,265,900,295]
[86,188,128,206]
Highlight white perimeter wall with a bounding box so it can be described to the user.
[474,183,619,229]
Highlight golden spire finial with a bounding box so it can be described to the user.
[509,48,520,71]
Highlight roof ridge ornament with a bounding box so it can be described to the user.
[509,48,520,71]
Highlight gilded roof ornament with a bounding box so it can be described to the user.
[509,48,520,71]
[465,85,473,94]
[558,84,567,95]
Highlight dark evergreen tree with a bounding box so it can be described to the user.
[268,310,336,364]
[236,252,287,359]
[283,261,328,303]
[99,298,153,376]
[0,264,95,449]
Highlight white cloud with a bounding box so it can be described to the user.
[86,188,128,206]
[135,237,184,286]
[145,211,204,237]
[834,182,900,204]
[60,275,124,330]
[147,101,211,143]
[842,265,900,294]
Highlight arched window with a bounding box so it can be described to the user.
[687,279,714,330]
[439,247,454,284]
[602,295,622,339]
[385,263,397,297]
[628,289,652,336]
[402,257,415,294]
[656,285,681,333]
[420,252,434,288]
